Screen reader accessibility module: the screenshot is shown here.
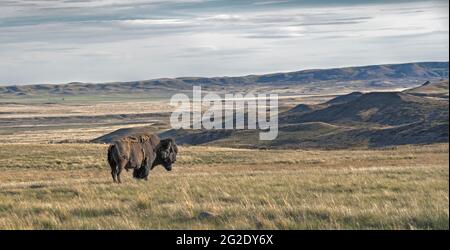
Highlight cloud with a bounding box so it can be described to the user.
[0,0,448,85]
[252,1,290,6]
[174,45,267,58]
[119,19,187,26]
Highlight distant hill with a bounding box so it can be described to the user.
[1,62,448,98]
[403,79,449,99]
[325,91,363,105]
[283,91,447,126]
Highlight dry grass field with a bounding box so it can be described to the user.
[0,88,448,230]
[0,143,447,229]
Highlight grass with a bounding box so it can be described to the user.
[0,143,448,229]
[0,100,172,143]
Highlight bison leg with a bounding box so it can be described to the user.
[132,167,139,179]
[132,165,150,180]
[142,165,150,181]
[139,159,151,181]
[116,168,123,183]
[141,156,153,181]
[111,170,117,183]
[116,160,127,184]
[109,163,118,183]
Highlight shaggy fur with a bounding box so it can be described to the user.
[107,134,178,183]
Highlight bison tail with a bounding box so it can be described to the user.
[107,144,117,168]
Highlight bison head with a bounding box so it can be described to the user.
[157,138,178,171]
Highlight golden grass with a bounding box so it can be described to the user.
[0,143,448,229]
[0,123,154,144]
[0,101,172,119]
[0,100,173,143]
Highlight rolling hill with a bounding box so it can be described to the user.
[282,91,448,126]
[144,80,448,149]
[1,62,448,99]
[403,79,449,99]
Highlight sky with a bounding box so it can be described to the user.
[0,0,448,85]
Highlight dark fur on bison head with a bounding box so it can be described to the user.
[157,138,178,171]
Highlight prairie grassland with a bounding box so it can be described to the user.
[0,123,154,144]
[0,143,448,229]
[0,100,173,143]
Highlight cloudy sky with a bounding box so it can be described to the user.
[0,0,448,85]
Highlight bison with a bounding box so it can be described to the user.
[107,134,178,183]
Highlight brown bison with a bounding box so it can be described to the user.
[107,134,178,183]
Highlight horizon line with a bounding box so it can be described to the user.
[1,60,448,88]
